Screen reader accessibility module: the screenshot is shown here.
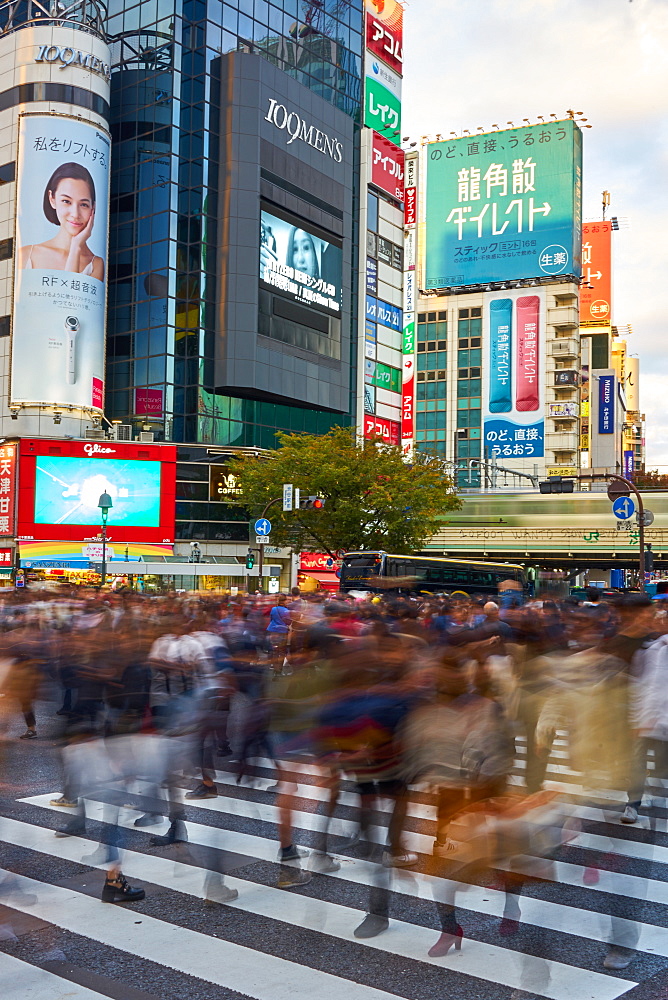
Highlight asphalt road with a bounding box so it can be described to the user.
[1,696,668,1000]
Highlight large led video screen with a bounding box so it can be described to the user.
[260,209,342,315]
[34,456,162,527]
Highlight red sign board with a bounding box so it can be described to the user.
[0,548,13,564]
[365,3,403,75]
[371,132,404,202]
[401,353,414,446]
[404,186,416,226]
[0,443,17,537]
[299,552,340,573]
[16,438,176,544]
[581,221,612,326]
[364,414,400,446]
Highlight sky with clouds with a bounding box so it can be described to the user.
[402,0,668,466]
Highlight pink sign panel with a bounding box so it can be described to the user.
[135,388,164,416]
[92,378,104,409]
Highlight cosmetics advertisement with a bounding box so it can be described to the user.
[425,120,582,288]
[483,289,545,459]
[12,113,110,409]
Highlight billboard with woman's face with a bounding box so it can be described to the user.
[259,209,342,316]
[11,113,110,409]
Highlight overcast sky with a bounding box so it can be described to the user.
[403,0,668,466]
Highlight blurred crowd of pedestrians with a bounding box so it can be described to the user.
[1,582,666,979]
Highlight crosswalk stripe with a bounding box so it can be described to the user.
[0,818,637,1000]
[0,951,111,1000]
[14,795,668,959]
[0,867,407,1000]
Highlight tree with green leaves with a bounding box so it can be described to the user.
[227,426,460,555]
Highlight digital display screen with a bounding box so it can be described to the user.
[34,457,162,526]
[260,209,342,315]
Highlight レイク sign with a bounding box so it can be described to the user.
[264,99,343,162]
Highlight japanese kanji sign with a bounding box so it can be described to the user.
[425,121,582,288]
[0,444,17,537]
[580,221,612,327]
[483,290,546,459]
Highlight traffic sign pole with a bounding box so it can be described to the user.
[608,475,646,592]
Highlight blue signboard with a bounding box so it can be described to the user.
[425,120,582,288]
[254,518,272,536]
[598,375,614,434]
[624,449,635,480]
[366,257,378,295]
[612,496,636,521]
[366,295,402,332]
[484,418,544,459]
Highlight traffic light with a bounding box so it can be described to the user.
[645,544,654,573]
[245,548,255,569]
[299,495,326,510]
[539,477,574,494]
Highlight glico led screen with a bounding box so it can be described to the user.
[260,209,342,314]
[34,457,162,527]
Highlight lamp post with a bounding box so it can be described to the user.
[97,491,113,587]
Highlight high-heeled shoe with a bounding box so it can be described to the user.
[428,925,463,957]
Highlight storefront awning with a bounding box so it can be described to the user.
[19,540,174,567]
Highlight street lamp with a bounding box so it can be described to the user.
[98,491,113,587]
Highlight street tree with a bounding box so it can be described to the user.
[227,426,461,555]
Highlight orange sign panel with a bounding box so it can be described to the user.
[581,221,612,326]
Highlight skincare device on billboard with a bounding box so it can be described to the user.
[488,299,512,413]
[64,316,80,385]
[515,296,540,411]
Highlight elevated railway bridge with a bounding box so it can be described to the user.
[426,491,668,580]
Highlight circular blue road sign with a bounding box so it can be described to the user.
[612,496,636,521]
[254,518,272,536]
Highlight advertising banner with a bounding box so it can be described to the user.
[581,221,612,326]
[425,121,582,288]
[624,450,634,480]
[17,439,176,544]
[405,186,417,225]
[260,208,342,314]
[483,290,545,459]
[135,387,164,416]
[12,113,110,408]
[401,315,415,450]
[0,443,17,537]
[365,1,403,75]
[371,132,404,202]
[366,295,402,331]
[366,361,401,394]
[366,257,378,295]
[598,374,615,434]
[548,401,579,417]
[364,384,376,414]
[364,414,400,446]
[364,75,401,148]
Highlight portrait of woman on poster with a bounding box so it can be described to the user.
[19,162,104,280]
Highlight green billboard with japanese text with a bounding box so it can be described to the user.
[425,121,582,288]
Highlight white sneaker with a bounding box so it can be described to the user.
[310,853,341,873]
[620,805,638,824]
[382,851,418,868]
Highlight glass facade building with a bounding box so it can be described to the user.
[105,0,363,448]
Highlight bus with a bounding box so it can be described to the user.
[339,551,526,597]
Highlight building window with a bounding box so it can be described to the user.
[0,238,12,261]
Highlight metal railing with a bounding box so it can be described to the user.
[0,0,107,39]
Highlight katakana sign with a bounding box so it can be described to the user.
[425,121,582,288]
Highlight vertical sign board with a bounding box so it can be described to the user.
[364,60,402,148]
[365,0,403,75]
[12,114,111,409]
[598,375,615,434]
[402,150,418,457]
[483,288,546,460]
[425,121,582,288]
[371,132,404,201]
[581,221,612,327]
[0,443,17,537]
[624,450,634,481]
